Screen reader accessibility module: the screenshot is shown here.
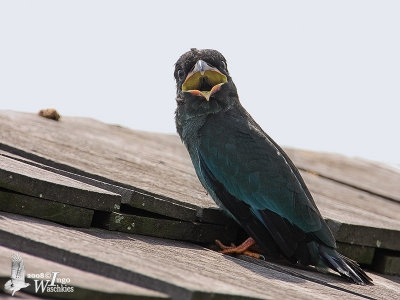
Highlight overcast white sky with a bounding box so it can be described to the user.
[1,1,399,166]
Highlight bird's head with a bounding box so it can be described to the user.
[174,49,238,115]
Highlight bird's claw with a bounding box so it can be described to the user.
[215,239,235,251]
[215,238,264,260]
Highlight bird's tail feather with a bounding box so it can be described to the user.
[319,246,373,285]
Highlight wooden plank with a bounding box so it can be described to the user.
[238,255,400,300]
[0,155,121,212]
[0,188,93,227]
[0,287,43,299]
[0,151,134,204]
[1,111,399,254]
[300,171,400,252]
[0,111,219,223]
[300,171,400,227]
[285,148,400,203]
[94,211,237,244]
[196,206,234,225]
[0,212,387,300]
[336,242,375,265]
[0,143,219,225]
[0,245,169,299]
[372,251,400,276]
[123,190,232,225]
[123,190,198,222]
[326,219,400,251]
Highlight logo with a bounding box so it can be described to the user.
[4,253,74,296]
[27,272,74,294]
[4,253,30,296]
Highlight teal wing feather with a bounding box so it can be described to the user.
[198,110,335,249]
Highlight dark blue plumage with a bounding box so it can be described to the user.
[174,48,372,285]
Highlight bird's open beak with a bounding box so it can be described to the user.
[181,60,227,101]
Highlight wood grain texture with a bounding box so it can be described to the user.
[285,148,400,203]
[336,243,375,265]
[326,219,400,251]
[123,190,198,222]
[0,155,121,212]
[0,111,213,210]
[1,111,399,261]
[123,190,232,225]
[0,111,225,223]
[94,211,237,243]
[0,212,390,300]
[0,188,93,227]
[300,171,400,227]
[0,151,135,204]
[0,245,169,299]
[372,251,400,276]
[239,255,400,300]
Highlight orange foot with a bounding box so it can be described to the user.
[215,237,265,260]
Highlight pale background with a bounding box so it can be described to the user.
[1,1,399,166]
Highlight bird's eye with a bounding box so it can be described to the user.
[221,60,227,70]
[177,69,184,80]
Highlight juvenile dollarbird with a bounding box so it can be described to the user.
[174,48,372,285]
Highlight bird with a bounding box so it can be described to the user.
[174,48,372,285]
[4,253,30,296]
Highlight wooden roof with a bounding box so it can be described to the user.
[0,110,399,299]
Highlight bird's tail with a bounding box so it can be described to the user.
[319,246,373,285]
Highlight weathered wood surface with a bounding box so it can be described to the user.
[0,245,169,299]
[300,171,400,228]
[94,211,237,243]
[1,111,399,222]
[311,194,400,251]
[0,111,214,214]
[285,148,400,203]
[372,251,400,276]
[326,219,400,251]
[336,243,375,265]
[0,290,43,299]
[123,190,233,225]
[123,189,199,222]
[0,188,93,227]
[0,151,134,204]
[238,255,400,300]
[0,111,399,267]
[2,213,399,300]
[0,154,121,212]
[297,172,400,251]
